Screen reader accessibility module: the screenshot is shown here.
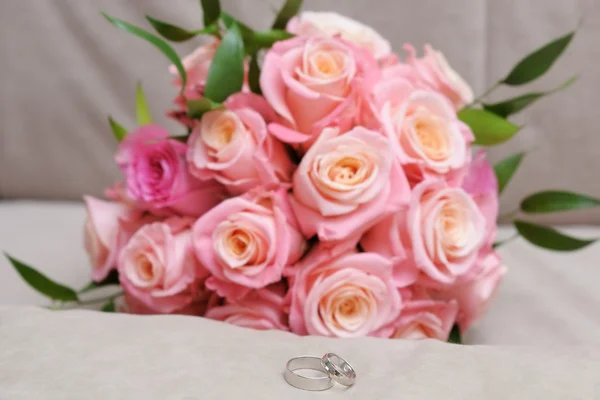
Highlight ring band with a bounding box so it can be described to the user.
[321,353,356,386]
[284,356,334,391]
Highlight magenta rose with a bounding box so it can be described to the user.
[287,241,402,338]
[118,217,209,314]
[290,126,410,241]
[193,187,305,301]
[116,124,225,217]
[205,283,288,331]
[462,150,499,247]
[260,35,380,146]
[408,179,486,285]
[392,298,458,340]
[187,93,295,195]
[436,248,506,332]
[83,196,146,282]
[372,78,473,186]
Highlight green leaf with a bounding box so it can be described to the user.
[204,23,245,102]
[5,254,79,302]
[102,13,186,89]
[448,324,462,344]
[494,152,526,194]
[108,116,127,142]
[249,52,262,95]
[502,31,575,85]
[220,12,256,53]
[135,82,152,126]
[458,108,520,146]
[252,29,294,48]
[101,299,116,312]
[187,97,224,119]
[520,191,600,214]
[272,0,303,30]
[78,270,120,294]
[146,15,217,42]
[514,220,596,251]
[484,76,578,118]
[201,0,221,27]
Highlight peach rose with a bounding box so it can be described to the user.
[187,93,294,195]
[287,11,391,60]
[260,35,380,146]
[439,248,506,332]
[192,187,305,301]
[403,44,474,110]
[375,84,473,186]
[392,299,458,340]
[205,283,288,331]
[288,242,402,338]
[83,196,146,282]
[118,217,209,314]
[170,40,219,102]
[408,180,486,285]
[290,126,410,241]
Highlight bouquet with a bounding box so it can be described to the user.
[8,0,598,343]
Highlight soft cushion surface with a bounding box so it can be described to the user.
[1,201,600,346]
[0,306,599,399]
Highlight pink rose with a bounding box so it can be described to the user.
[116,124,225,217]
[288,242,402,338]
[260,35,380,146]
[408,180,486,285]
[170,40,219,103]
[287,11,391,60]
[392,299,458,340]
[374,81,473,186]
[118,217,209,314]
[403,44,474,110]
[187,93,294,195]
[193,187,305,301]
[205,283,288,331]
[290,126,410,241]
[83,196,145,282]
[462,150,499,247]
[438,249,506,332]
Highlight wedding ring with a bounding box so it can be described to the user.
[321,353,356,386]
[284,356,334,391]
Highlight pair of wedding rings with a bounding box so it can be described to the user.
[284,353,356,391]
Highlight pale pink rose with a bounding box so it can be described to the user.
[392,299,458,340]
[116,124,226,217]
[83,196,145,282]
[122,288,217,316]
[290,126,410,241]
[360,213,419,288]
[462,150,499,247]
[118,217,209,314]
[205,283,288,331]
[187,93,295,195]
[403,44,474,110]
[287,11,391,61]
[260,35,380,146]
[170,40,219,103]
[408,180,486,285]
[374,83,473,186]
[437,248,506,332]
[287,242,402,338]
[192,187,305,301]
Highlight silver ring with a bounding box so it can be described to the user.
[321,353,356,386]
[284,356,334,391]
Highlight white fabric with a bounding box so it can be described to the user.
[1,201,600,347]
[0,306,599,399]
[1,0,600,223]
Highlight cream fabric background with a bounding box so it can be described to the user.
[1,0,599,223]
